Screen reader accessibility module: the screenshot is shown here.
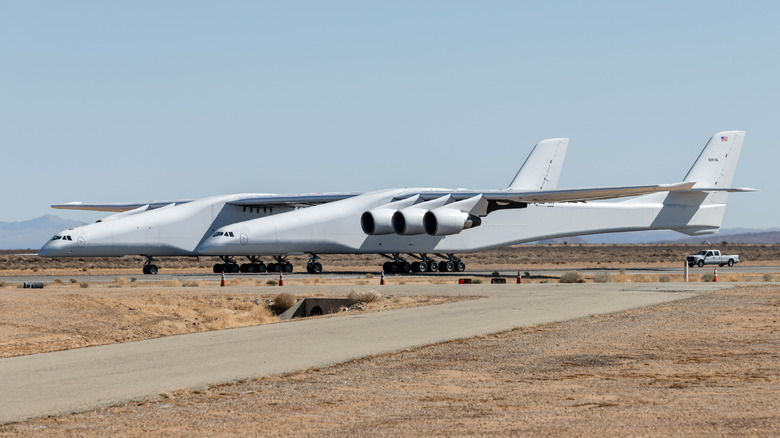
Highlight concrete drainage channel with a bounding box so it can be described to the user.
[278,298,353,320]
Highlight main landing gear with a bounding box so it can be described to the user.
[306,254,323,274]
[213,255,293,273]
[381,253,465,274]
[213,256,240,273]
[266,256,293,273]
[142,256,159,275]
[239,256,267,273]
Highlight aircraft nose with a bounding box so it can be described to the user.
[198,238,220,255]
[38,240,69,256]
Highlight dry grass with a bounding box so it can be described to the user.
[272,293,297,313]
[559,271,584,283]
[348,289,382,304]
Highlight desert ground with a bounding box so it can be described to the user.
[0,245,778,436]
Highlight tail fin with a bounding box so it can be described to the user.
[508,138,568,190]
[626,131,751,236]
[683,130,745,189]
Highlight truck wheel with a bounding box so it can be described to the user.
[728,259,734,267]
[697,260,704,267]
[688,263,694,268]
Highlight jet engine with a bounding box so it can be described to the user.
[391,207,428,235]
[423,208,482,236]
[360,208,396,235]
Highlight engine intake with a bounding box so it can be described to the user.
[391,208,427,235]
[361,209,396,235]
[423,208,482,236]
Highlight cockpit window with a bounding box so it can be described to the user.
[212,231,235,238]
[50,235,73,241]
[51,236,61,241]
[66,236,72,241]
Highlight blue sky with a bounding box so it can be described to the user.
[1,1,776,228]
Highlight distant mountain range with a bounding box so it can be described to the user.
[1,215,778,251]
[0,215,87,250]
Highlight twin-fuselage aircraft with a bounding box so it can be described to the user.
[39,131,754,275]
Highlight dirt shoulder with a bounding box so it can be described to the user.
[2,284,777,436]
[0,284,466,358]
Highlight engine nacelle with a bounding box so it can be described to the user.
[391,207,428,235]
[423,208,482,236]
[361,208,396,235]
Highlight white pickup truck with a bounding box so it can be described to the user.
[687,250,740,268]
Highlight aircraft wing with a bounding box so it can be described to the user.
[228,192,362,208]
[51,201,194,212]
[409,182,696,204]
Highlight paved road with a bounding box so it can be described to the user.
[0,282,732,424]
[3,264,778,284]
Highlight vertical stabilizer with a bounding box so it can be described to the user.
[683,131,745,188]
[623,130,748,236]
[508,138,568,190]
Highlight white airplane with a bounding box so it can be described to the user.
[39,131,754,274]
[38,137,567,274]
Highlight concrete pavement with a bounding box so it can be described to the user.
[0,282,731,424]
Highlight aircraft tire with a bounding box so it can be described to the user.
[418,261,428,273]
[382,262,392,273]
[213,264,222,273]
[148,265,158,275]
[284,262,293,273]
[428,262,438,272]
[143,266,150,275]
[256,263,267,273]
[455,261,466,272]
[311,262,322,274]
[402,262,411,273]
[411,262,420,272]
[239,264,249,273]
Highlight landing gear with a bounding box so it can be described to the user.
[306,254,323,274]
[410,253,438,273]
[381,254,412,274]
[435,253,466,273]
[240,256,267,273]
[142,256,159,275]
[267,256,293,273]
[380,253,464,274]
[213,256,240,273]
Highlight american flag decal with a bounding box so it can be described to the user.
[721,136,728,141]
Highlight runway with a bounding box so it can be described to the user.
[3,263,777,285]
[0,282,732,424]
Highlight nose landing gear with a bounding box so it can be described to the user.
[142,256,159,275]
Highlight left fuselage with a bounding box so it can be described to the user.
[38,194,288,257]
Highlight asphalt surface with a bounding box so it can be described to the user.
[3,264,777,284]
[0,282,732,425]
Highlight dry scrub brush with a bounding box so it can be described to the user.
[348,289,382,304]
[559,271,585,283]
[272,293,297,314]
